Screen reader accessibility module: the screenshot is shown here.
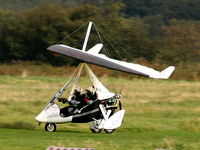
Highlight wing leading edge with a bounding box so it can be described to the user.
[47,44,175,79]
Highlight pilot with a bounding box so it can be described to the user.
[70,89,82,105]
[58,89,82,105]
[59,89,82,116]
[85,89,97,104]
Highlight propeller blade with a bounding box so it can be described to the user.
[119,100,122,110]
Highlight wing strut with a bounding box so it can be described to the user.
[84,63,115,100]
[68,63,84,101]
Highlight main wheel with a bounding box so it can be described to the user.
[45,123,56,132]
[90,128,102,133]
[104,129,115,134]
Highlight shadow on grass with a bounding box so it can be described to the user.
[56,130,89,133]
[0,121,35,130]
[120,126,157,133]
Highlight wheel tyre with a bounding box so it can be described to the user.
[45,123,56,132]
[104,129,115,134]
[90,128,102,133]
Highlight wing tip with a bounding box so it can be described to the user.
[161,66,175,79]
[150,66,175,79]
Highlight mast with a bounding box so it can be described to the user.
[82,21,93,51]
[68,22,93,100]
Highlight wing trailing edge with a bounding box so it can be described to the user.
[47,44,175,79]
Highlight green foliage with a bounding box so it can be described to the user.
[2,4,70,61]
[0,3,159,64]
[0,1,199,65]
[159,20,200,63]
[1,0,200,23]
[120,0,200,20]
[0,9,13,61]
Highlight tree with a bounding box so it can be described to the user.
[2,4,71,62]
[157,20,200,64]
[0,9,13,61]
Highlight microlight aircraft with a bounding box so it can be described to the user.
[35,22,175,133]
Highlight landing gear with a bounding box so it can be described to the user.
[90,128,115,134]
[90,128,102,133]
[90,119,116,134]
[45,123,56,132]
[104,129,115,134]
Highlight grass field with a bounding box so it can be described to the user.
[0,75,200,150]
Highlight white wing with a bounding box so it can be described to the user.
[47,44,175,79]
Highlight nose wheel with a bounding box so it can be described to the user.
[45,123,56,132]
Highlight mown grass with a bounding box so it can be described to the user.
[0,75,200,150]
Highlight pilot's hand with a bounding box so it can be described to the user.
[58,98,68,104]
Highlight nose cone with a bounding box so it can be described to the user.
[35,111,47,123]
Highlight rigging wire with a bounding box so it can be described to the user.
[46,52,80,96]
[46,22,88,92]
[58,21,88,44]
[102,26,133,60]
[94,24,123,60]
[93,23,124,93]
[93,23,110,57]
[47,21,136,98]
[101,29,123,60]
[75,30,86,49]
[94,24,134,61]
[93,24,137,94]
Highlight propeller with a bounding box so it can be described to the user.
[115,93,122,110]
[118,87,123,110]
[113,85,124,110]
[119,99,122,110]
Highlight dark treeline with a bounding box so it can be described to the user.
[1,0,200,21]
[0,1,199,65]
